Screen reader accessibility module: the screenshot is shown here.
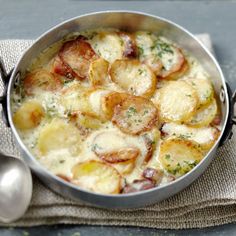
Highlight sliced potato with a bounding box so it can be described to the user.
[37,118,81,155]
[88,89,112,120]
[143,55,163,76]
[59,36,98,80]
[159,139,203,177]
[13,100,44,130]
[60,84,93,114]
[135,33,188,79]
[23,69,62,95]
[70,111,103,130]
[186,98,218,127]
[161,122,220,150]
[101,92,130,119]
[150,38,188,79]
[113,158,136,175]
[89,32,124,63]
[88,58,109,86]
[91,131,139,163]
[157,81,199,122]
[110,59,157,98]
[98,148,139,164]
[72,160,121,194]
[112,96,158,135]
[186,78,214,106]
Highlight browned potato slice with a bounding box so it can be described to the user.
[98,148,139,164]
[186,98,218,127]
[161,122,220,151]
[186,78,214,106]
[72,160,121,194]
[88,58,109,86]
[101,92,130,119]
[157,81,199,122]
[37,118,81,155]
[23,69,62,95]
[110,59,157,98]
[143,55,163,76]
[151,38,188,79]
[13,100,44,130]
[59,35,98,80]
[135,32,188,80]
[159,139,203,177]
[112,96,158,135]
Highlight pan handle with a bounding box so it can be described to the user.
[219,83,236,146]
[0,57,12,127]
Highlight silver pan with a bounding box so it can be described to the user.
[0,11,235,208]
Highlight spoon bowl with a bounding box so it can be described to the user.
[0,152,32,223]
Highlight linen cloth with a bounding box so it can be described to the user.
[0,35,236,229]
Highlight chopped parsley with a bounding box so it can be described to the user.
[178,133,192,139]
[151,39,174,58]
[165,154,171,160]
[126,106,137,118]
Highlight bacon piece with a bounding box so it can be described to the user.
[58,35,98,80]
[122,179,155,193]
[119,32,137,58]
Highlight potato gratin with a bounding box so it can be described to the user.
[12,29,221,194]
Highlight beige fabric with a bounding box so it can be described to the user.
[0,35,236,229]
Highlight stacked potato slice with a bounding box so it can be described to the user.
[12,29,220,194]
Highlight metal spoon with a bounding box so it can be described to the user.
[0,152,32,223]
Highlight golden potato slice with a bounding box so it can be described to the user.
[60,84,93,114]
[161,122,220,151]
[186,78,214,106]
[88,58,109,86]
[110,59,157,98]
[159,139,203,177]
[24,69,62,95]
[101,92,130,119]
[13,100,44,130]
[37,118,81,155]
[89,32,124,63]
[112,96,158,135]
[157,81,198,122]
[186,98,218,127]
[72,160,121,194]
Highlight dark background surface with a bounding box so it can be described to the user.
[0,0,236,235]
